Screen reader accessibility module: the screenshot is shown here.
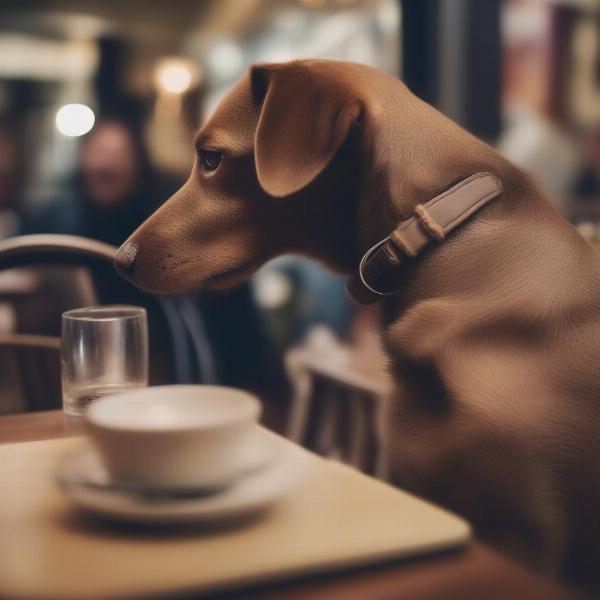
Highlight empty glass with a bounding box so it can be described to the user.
[61,306,148,416]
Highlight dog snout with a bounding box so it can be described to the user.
[114,240,138,278]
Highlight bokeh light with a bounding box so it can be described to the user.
[55,103,95,137]
[155,59,193,94]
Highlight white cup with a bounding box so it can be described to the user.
[85,385,262,490]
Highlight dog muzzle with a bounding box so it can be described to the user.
[347,172,504,305]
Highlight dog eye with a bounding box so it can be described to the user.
[200,149,222,171]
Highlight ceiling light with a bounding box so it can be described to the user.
[155,59,195,94]
[55,103,95,137]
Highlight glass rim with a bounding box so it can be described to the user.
[62,305,147,322]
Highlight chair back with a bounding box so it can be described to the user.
[0,235,217,413]
[0,333,60,414]
[285,327,390,479]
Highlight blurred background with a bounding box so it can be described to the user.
[1,0,599,450]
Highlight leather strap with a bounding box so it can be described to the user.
[347,172,503,305]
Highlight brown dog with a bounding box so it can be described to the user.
[116,60,600,590]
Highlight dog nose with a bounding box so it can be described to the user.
[114,241,138,278]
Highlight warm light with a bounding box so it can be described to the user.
[155,60,193,94]
[55,103,95,137]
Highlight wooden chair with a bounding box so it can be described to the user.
[285,327,390,479]
[0,333,60,414]
[0,236,114,413]
[0,235,216,414]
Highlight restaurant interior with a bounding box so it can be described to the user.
[1,0,599,599]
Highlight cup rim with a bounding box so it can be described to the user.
[86,385,261,433]
[63,305,147,322]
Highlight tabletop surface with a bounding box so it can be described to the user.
[0,411,576,600]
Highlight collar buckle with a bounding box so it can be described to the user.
[346,172,504,306]
[358,236,397,297]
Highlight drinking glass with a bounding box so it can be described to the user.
[61,306,148,416]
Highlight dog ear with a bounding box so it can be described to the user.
[251,63,364,198]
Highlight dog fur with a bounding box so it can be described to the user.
[116,60,600,590]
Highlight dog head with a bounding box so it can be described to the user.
[115,60,382,294]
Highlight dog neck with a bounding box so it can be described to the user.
[350,118,556,307]
[359,134,520,245]
[347,172,505,305]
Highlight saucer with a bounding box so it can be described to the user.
[61,425,275,496]
[56,428,312,524]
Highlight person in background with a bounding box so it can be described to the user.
[26,117,174,245]
[497,15,581,215]
[22,117,178,343]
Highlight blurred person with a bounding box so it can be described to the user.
[22,117,179,342]
[497,3,581,214]
[252,257,354,352]
[498,108,580,215]
[27,118,175,245]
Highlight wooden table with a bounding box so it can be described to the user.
[0,411,576,600]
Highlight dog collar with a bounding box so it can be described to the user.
[347,172,503,305]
